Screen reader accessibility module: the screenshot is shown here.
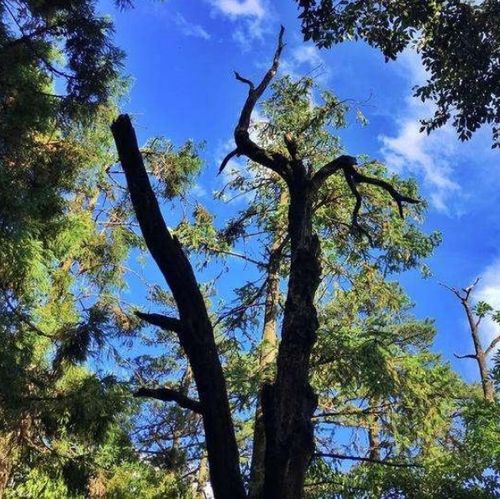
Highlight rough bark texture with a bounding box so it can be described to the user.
[262,175,320,499]
[228,27,416,498]
[196,455,209,498]
[0,433,16,493]
[111,115,245,499]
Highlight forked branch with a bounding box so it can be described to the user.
[312,156,419,243]
[232,26,291,181]
[311,154,357,191]
[352,170,420,218]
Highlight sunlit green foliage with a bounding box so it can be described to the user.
[1,3,498,495]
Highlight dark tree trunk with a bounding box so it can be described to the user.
[112,27,419,499]
[263,175,321,498]
[111,115,246,499]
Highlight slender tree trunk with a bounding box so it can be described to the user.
[462,300,495,402]
[263,175,320,498]
[248,236,282,499]
[196,455,209,498]
[367,408,381,460]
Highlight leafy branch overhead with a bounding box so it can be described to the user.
[297,0,500,146]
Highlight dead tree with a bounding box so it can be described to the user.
[111,27,418,499]
[442,278,498,402]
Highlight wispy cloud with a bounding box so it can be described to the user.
[281,45,329,82]
[380,121,460,212]
[379,50,461,213]
[206,0,271,51]
[174,13,211,40]
[291,45,323,68]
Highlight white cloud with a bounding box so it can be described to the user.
[475,259,500,355]
[208,0,265,18]
[380,120,460,213]
[380,48,500,217]
[175,13,211,40]
[190,183,208,198]
[232,16,266,51]
[379,50,462,213]
[206,0,270,51]
[291,45,324,68]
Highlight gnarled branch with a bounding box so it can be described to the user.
[342,166,373,245]
[352,169,419,218]
[233,26,291,181]
[134,387,202,414]
[311,154,357,191]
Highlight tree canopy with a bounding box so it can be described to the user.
[297,0,500,146]
[0,2,499,498]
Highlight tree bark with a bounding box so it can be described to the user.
[462,299,495,402]
[111,115,245,499]
[263,174,321,498]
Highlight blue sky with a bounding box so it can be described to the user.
[100,0,500,384]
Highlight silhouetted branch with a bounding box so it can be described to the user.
[311,154,357,191]
[218,148,240,175]
[234,71,254,90]
[454,353,477,360]
[135,311,183,333]
[352,170,419,218]
[233,26,291,181]
[134,387,202,414]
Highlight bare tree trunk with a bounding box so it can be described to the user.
[111,115,245,499]
[461,293,495,402]
[262,177,321,498]
[248,235,282,499]
[444,281,497,403]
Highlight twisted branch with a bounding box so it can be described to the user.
[232,26,291,182]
